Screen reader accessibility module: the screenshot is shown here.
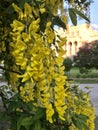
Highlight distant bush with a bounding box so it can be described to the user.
[63,57,73,72]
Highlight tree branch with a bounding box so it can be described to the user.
[0,66,21,75]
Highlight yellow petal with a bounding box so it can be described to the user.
[24,3,32,16]
[11,20,25,32]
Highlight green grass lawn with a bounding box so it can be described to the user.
[67,67,98,78]
[65,67,98,83]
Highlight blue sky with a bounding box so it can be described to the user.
[90,0,98,24]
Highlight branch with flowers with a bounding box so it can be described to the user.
[0,1,95,130]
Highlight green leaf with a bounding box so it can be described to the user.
[8,100,20,113]
[19,0,31,9]
[72,118,83,130]
[63,127,69,130]
[78,118,89,130]
[6,5,14,14]
[0,111,10,121]
[78,114,89,122]
[33,120,41,130]
[17,115,33,130]
[32,107,45,122]
[72,113,90,130]
[73,8,90,23]
[69,8,77,26]
[10,118,17,130]
[83,122,89,130]
[77,115,89,130]
[17,108,45,130]
[52,16,66,29]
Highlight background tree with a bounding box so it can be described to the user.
[63,57,73,76]
[73,40,98,73]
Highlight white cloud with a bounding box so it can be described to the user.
[91,24,98,30]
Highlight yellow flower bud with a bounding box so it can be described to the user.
[46,21,52,27]
[40,7,46,14]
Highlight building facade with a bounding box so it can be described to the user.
[56,24,98,57]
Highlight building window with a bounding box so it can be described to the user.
[69,42,72,56]
[74,41,77,54]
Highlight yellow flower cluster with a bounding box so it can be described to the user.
[10,3,68,123]
[20,82,34,103]
[66,88,95,130]
[75,95,95,130]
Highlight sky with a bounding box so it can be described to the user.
[76,0,98,30]
[90,0,98,30]
[90,0,98,24]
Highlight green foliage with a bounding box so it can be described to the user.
[79,67,90,74]
[69,8,77,25]
[68,7,90,26]
[63,57,73,72]
[73,8,90,22]
[66,0,93,19]
[72,113,89,130]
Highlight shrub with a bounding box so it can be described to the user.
[73,40,98,73]
[63,57,73,72]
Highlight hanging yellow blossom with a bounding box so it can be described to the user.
[12,3,24,19]
[9,3,95,129]
[11,20,25,32]
[24,3,33,18]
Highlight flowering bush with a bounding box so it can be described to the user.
[0,1,95,130]
[73,40,98,73]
